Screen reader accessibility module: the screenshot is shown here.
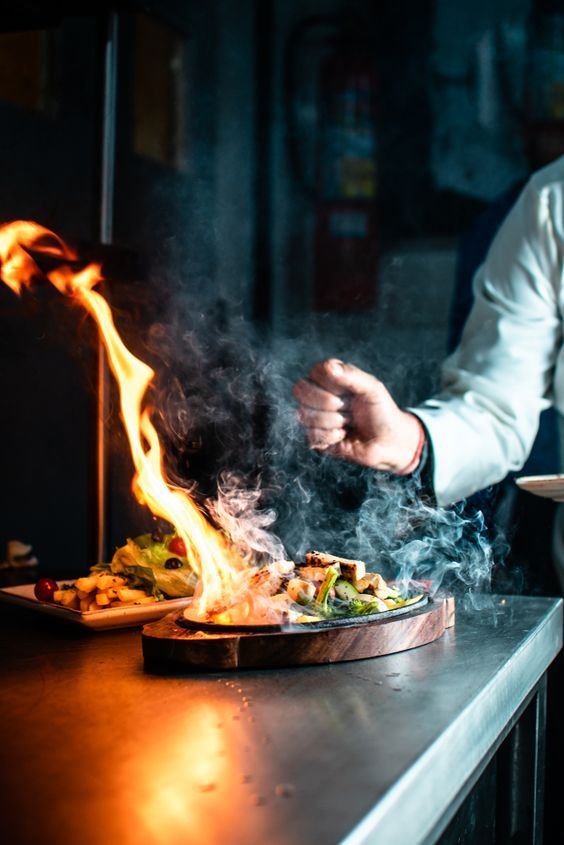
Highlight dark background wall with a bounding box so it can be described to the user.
[0,0,561,573]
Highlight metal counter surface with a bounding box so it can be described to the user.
[0,595,561,845]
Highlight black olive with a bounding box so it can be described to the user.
[165,558,183,569]
[151,529,164,543]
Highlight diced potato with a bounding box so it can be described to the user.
[89,600,100,611]
[54,588,76,603]
[80,597,91,612]
[95,592,111,607]
[76,589,90,600]
[57,588,79,609]
[109,597,154,607]
[116,587,148,602]
[74,575,100,594]
[96,574,127,591]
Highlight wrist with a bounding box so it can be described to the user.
[395,414,426,476]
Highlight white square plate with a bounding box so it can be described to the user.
[0,580,191,630]
[516,474,564,502]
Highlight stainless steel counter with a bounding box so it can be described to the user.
[0,595,561,845]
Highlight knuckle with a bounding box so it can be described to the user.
[310,362,326,381]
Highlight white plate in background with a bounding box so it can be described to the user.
[515,474,564,502]
[0,580,191,630]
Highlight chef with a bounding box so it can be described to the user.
[293,154,564,590]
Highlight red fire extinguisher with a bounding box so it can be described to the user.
[285,21,380,311]
[315,50,379,310]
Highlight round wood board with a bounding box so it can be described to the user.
[142,594,455,672]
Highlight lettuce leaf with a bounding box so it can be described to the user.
[108,538,197,599]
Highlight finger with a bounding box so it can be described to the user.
[325,439,363,461]
[309,359,382,400]
[297,407,350,430]
[293,378,347,411]
[305,427,346,450]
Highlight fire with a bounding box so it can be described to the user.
[0,220,246,614]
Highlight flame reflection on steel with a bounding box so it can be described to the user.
[0,220,256,617]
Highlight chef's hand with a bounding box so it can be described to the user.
[292,359,424,474]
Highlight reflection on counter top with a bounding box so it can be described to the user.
[0,594,561,845]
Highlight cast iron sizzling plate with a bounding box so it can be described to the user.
[178,593,429,634]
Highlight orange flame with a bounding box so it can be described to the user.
[0,220,245,613]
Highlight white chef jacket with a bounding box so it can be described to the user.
[414,156,564,512]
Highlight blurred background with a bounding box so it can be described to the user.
[1,0,563,582]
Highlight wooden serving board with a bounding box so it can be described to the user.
[142,595,455,672]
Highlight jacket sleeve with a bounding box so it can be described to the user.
[414,175,563,506]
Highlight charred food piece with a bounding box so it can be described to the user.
[305,551,366,583]
[354,572,387,594]
[354,573,399,600]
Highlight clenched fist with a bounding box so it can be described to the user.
[292,359,424,474]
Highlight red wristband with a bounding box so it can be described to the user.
[396,415,426,476]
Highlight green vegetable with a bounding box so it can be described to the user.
[99,537,197,599]
[133,532,171,549]
[315,565,340,615]
[348,598,383,615]
[334,578,360,602]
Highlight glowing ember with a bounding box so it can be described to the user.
[0,220,249,616]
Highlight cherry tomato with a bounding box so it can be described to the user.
[168,536,186,557]
[34,577,59,603]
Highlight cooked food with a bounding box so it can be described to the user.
[186,551,424,626]
[35,536,423,622]
[297,552,421,621]
[51,574,156,612]
[35,531,198,611]
[305,550,366,582]
[102,532,198,598]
